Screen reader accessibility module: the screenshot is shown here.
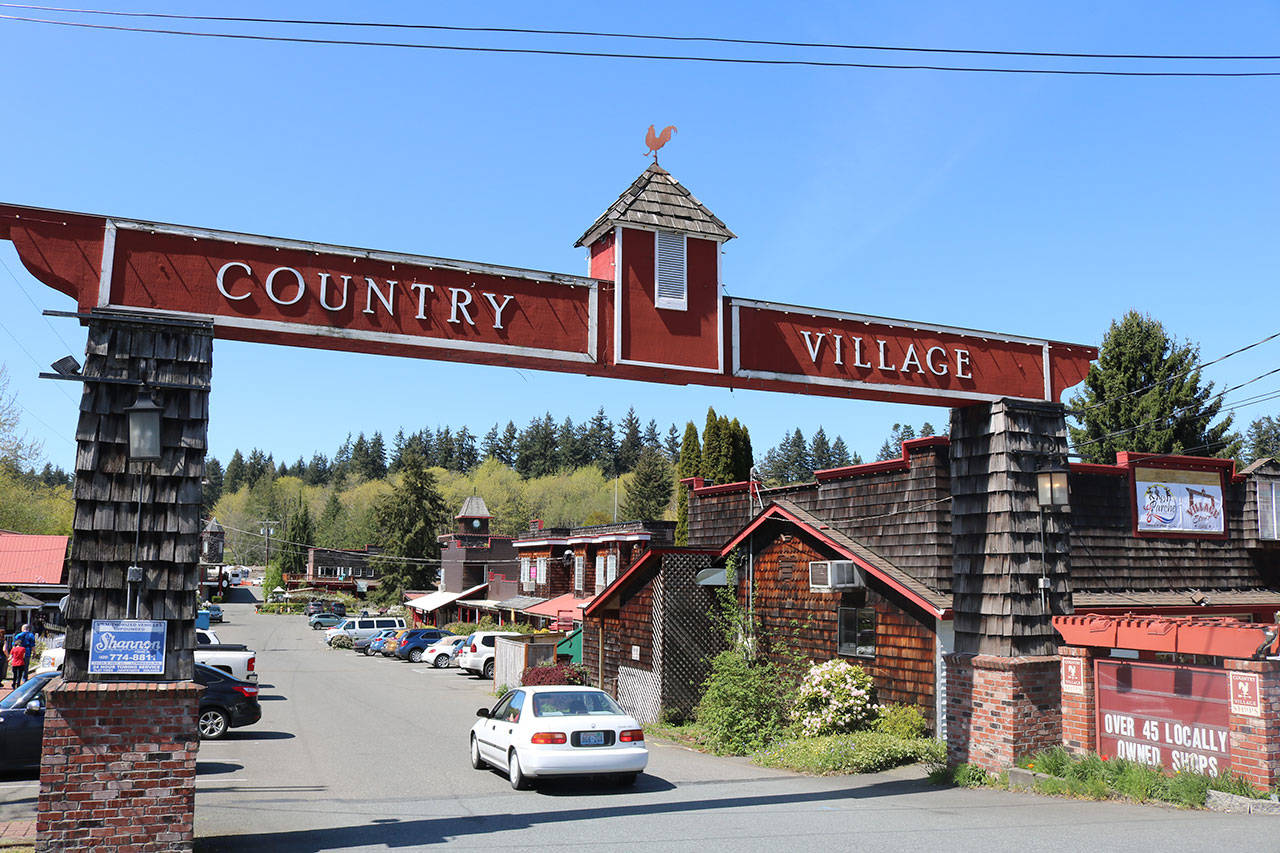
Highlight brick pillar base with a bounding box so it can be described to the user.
[946,653,1061,771]
[1059,645,1097,756]
[37,680,202,853]
[1224,658,1280,791]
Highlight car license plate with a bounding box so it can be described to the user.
[580,731,605,746]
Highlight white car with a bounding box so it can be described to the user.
[470,685,648,789]
[423,636,466,668]
[455,631,521,679]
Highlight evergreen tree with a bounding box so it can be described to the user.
[586,408,617,475]
[500,421,519,465]
[454,426,478,472]
[622,446,673,521]
[371,447,449,603]
[727,417,753,482]
[224,449,247,494]
[643,419,662,451]
[921,422,936,437]
[245,448,269,485]
[702,408,726,483]
[675,421,701,546]
[830,436,858,467]
[368,432,388,478]
[389,429,407,473]
[555,417,583,471]
[331,433,354,481]
[1068,311,1239,463]
[664,424,681,462]
[304,453,330,485]
[1245,416,1280,464]
[317,490,347,548]
[434,427,455,470]
[515,414,558,478]
[202,457,223,519]
[810,428,833,471]
[278,493,315,578]
[876,424,917,462]
[481,424,502,461]
[616,407,643,473]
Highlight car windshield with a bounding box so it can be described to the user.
[0,674,53,709]
[532,691,624,717]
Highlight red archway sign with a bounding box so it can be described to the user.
[0,200,1093,406]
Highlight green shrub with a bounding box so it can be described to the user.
[443,621,479,637]
[952,763,996,788]
[695,650,786,755]
[1207,771,1267,799]
[873,704,927,739]
[791,659,876,737]
[329,634,354,649]
[521,663,592,686]
[754,732,945,775]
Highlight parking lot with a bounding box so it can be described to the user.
[7,593,1280,852]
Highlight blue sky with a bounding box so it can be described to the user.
[1,2,1278,472]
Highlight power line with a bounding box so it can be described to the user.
[1069,328,1280,415]
[0,253,80,357]
[4,4,1279,62]
[3,13,1280,77]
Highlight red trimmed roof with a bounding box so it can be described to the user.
[525,592,597,619]
[583,548,717,619]
[815,436,949,481]
[718,502,950,618]
[0,532,68,585]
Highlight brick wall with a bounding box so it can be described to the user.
[37,680,201,853]
[1058,646,1097,755]
[1222,659,1280,790]
[946,653,1061,771]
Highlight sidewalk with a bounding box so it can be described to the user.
[0,819,35,848]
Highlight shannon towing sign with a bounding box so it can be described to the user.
[0,202,1094,407]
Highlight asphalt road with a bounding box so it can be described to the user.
[5,590,1279,851]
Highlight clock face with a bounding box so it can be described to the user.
[472,519,481,529]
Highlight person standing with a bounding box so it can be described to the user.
[9,642,27,688]
[10,624,36,687]
[0,627,7,682]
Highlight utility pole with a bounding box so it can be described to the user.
[258,520,279,578]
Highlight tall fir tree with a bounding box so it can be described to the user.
[277,493,315,579]
[675,421,701,545]
[621,446,673,521]
[224,449,247,494]
[586,407,617,475]
[1068,311,1239,463]
[702,408,726,483]
[810,427,832,471]
[500,421,519,465]
[876,424,917,462]
[642,419,662,451]
[202,457,223,519]
[664,424,681,462]
[830,436,858,467]
[371,447,449,603]
[454,426,478,472]
[1245,416,1280,464]
[481,424,503,462]
[616,407,643,473]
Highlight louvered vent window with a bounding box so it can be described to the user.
[574,556,585,592]
[1260,480,1279,540]
[654,230,687,311]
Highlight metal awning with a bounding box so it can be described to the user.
[406,583,487,612]
[0,590,44,609]
[495,595,547,611]
[695,566,727,586]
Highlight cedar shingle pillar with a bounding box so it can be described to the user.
[946,399,1074,770]
[64,312,211,682]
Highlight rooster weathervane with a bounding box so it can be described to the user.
[645,124,677,162]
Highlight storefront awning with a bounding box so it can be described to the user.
[524,593,597,620]
[495,595,547,611]
[406,583,487,613]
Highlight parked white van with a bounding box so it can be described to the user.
[325,616,406,644]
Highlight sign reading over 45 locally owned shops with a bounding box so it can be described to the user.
[0,201,1096,408]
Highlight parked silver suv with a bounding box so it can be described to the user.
[455,631,520,679]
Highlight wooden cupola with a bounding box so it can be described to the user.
[455,495,492,536]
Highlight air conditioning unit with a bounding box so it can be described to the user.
[809,560,865,592]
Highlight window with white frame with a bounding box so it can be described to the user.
[1260,479,1279,540]
[838,607,876,658]
[606,552,618,585]
[654,230,687,311]
[574,555,585,592]
[595,554,606,590]
[536,556,547,585]
[520,556,532,590]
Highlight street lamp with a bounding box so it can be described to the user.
[1035,463,1069,613]
[124,389,163,462]
[124,387,163,618]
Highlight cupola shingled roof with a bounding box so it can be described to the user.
[456,495,492,519]
[574,163,736,248]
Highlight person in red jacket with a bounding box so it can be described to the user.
[8,642,27,688]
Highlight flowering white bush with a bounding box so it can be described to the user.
[791,659,877,737]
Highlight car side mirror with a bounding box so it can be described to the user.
[476,708,491,718]
[25,700,43,715]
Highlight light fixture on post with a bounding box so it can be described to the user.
[1035,462,1070,614]
[124,389,163,462]
[124,387,163,618]
[50,355,82,377]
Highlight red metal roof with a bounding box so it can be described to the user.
[525,592,597,620]
[0,532,68,585]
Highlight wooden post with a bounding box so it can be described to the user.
[38,312,211,853]
[945,399,1074,771]
[63,312,212,681]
